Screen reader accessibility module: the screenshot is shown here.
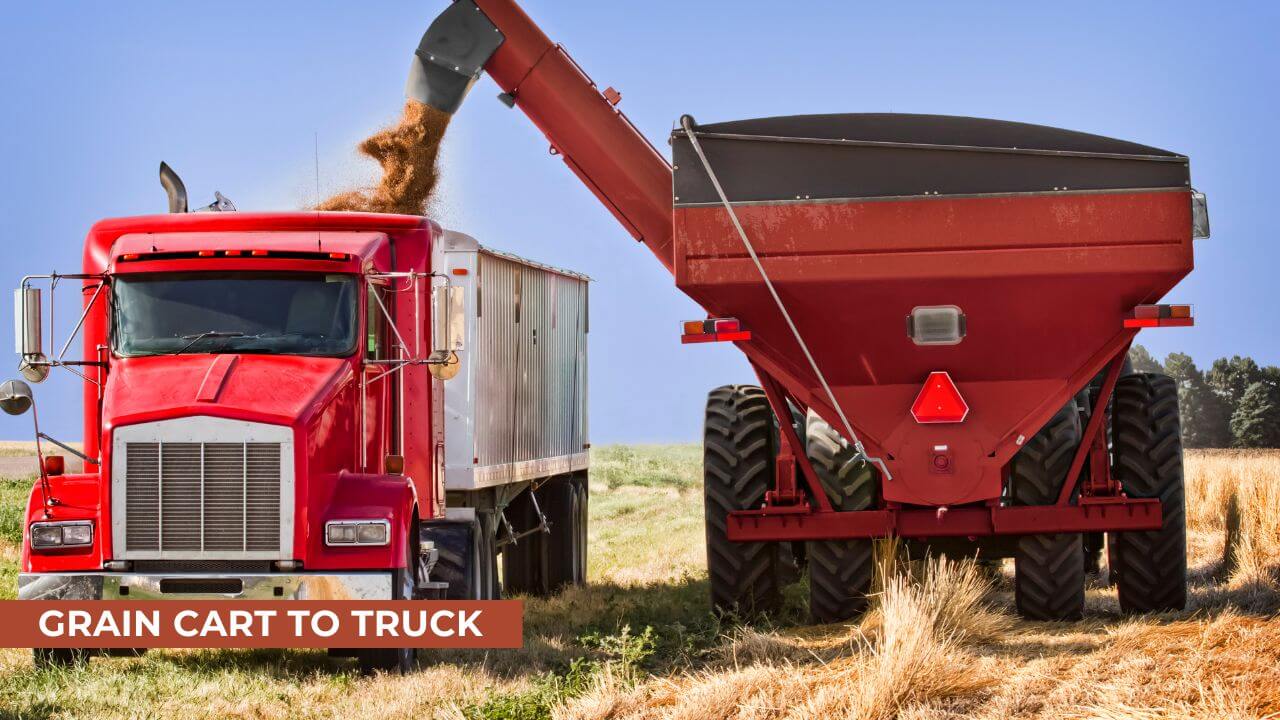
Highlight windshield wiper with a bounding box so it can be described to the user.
[175,331,245,355]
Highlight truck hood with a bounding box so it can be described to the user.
[102,354,352,429]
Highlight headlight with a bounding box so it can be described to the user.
[30,521,94,549]
[325,520,390,546]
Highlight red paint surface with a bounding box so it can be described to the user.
[25,212,441,574]
[674,190,1192,505]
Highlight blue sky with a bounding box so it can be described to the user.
[1,1,1277,443]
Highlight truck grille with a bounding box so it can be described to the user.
[123,442,283,553]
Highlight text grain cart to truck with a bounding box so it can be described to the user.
[8,168,589,672]
[409,0,1209,623]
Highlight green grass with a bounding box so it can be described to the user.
[591,444,701,490]
[1,477,32,547]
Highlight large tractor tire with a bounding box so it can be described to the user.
[1108,373,1187,613]
[704,385,784,617]
[1010,403,1086,621]
[804,411,877,624]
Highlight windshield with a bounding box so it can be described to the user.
[113,272,358,357]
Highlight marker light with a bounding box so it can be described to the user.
[1124,305,1194,328]
[681,318,751,344]
[911,371,969,423]
[250,250,269,257]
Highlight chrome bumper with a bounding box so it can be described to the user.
[17,572,393,601]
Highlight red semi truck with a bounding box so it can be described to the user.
[408,0,1208,623]
[9,169,590,672]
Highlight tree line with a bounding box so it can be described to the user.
[1129,344,1280,448]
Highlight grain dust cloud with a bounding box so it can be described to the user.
[317,100,451,215]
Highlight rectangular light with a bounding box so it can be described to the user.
[1124,304,1194,328]
[681,318,751,344]
[30,520,93,549]
[908,306,966,346]
[324,519,390,547]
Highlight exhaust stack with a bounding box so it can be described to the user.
[158,162,188,214]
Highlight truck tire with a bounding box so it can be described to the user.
[804,411,877,624]
[357,519,418,675]
[704,385,784,617]
[501,487,546,595]
[1108,373,1187,613]
[544,473,588,591]
[430,514,499,601]
[504,474,588,595]
[1010,403,1086,621]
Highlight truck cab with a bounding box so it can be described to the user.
[11,209,590,672]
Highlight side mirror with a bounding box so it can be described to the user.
[428,285,464,381]
[0,379,34,416]
[13,288,48,383]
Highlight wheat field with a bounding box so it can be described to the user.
[0,446,1277,719]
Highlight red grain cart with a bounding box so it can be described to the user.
[411,0,1208,621]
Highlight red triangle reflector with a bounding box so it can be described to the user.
[911,371,969,424]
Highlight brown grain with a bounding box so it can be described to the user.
[316,100,450,216]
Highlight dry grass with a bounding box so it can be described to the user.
[1,446,1278,719]
[552,449,1280,720]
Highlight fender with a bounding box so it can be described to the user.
[308,471,419,571]
[21,473,103,574]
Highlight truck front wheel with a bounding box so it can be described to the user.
[704,385,784,617]
[804,411,877,624]
[356,519,418,675]
[1108,373,1187,613]
[1010,403,1086,621]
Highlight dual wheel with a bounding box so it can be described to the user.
[703,385,876,623]
[703,374,1188,624]
[502,474,589,596]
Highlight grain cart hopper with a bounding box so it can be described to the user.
[410,0,1208,622]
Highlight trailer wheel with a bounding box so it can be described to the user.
[501,486,546,595]
[804,411,877,623]
[357,518,418,675]
[1108,373,1187,613]
[545,473,588,591]
[1010,403,1086,621]
[704,385,784,617]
